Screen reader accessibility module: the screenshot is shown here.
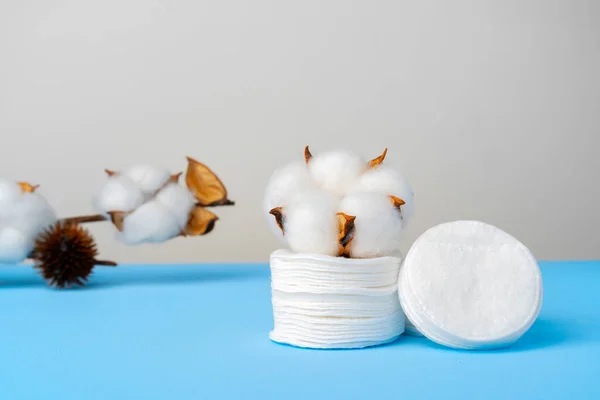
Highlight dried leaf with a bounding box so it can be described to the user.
[107,211,131,232]
[18,182,39,193]
[389,195,406,212]
[269,207,285,234]
[304,146,312,164]
[336,212,356,257]
[186,206,219,236]
[185,156,234,206]
[105,169,118,177]
[368,148,388,169]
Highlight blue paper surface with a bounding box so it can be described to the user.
[0,261,598,399]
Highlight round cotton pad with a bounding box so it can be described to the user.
[398,220,543,350]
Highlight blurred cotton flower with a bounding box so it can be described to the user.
[94,157,232,246]
[0,179,57,264]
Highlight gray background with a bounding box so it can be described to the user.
[1,0,598,263]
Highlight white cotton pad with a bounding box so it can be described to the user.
[307,150,365,197]
[398,220,543,350]
[263,161,316,242]
[117,200,181,245]
[93,175,145,214]
[338,191,404,258]
[352,165,415,224]
[154,183,195,228]
[123,165,172,194]
[282,191,339,256]
[0,227,31,264]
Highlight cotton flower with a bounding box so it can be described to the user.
[0,179,57,263]
[266,146,414,258]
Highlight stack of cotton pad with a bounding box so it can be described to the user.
[269,249,405,349]
[399,220,543,350]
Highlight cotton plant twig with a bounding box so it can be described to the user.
[1,155,234,289]
[60,214,107,224]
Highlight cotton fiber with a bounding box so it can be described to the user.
[398,220,543,350]
[352,165,415,224]
[307,149,365,197]
[0,227,32,264]
[0,179,57,264]
[155,183,196,228]
[0,179,23,219]
[280,190,339,256]
[338,192,404,258]
[6,192,57,236]
[93,175,145,215]
[123,165,172,195]
[263,161,316,241]
[116,201,182,245]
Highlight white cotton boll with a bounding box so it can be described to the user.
[117,201,181,245]
[307,150,366,197]
[283,190,339,256]
[0,179,23,219]
[352,166,415,224]
[93,175,145,215]
[123,165,172,194]
[264,161,316,242]
[338,191,404,258]
[155,183,195,228]
[6,193,57,239]
[0,227,31,264]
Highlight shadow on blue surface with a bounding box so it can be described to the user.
[378,317,582,353]
[0,264,270,290]
[268,317,584,354]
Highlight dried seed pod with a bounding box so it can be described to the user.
[368,148,388,169]
[33,221,116,288]
[17,182,39,193]
[185,156,234,206]
[304,146,312,163]
[186,206,219,236]
[336,212,356,257]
